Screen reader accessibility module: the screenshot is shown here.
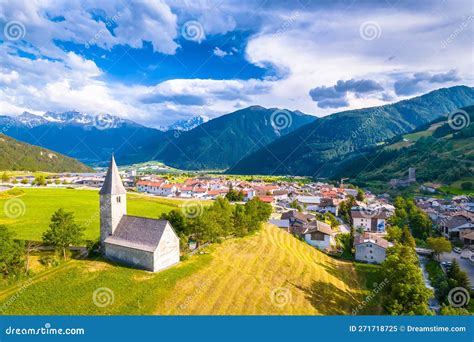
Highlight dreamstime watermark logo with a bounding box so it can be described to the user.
[3,20,26,41]
[270,287,292,308]
[273,11,300,40]
[359,21,381,41]
[93,113,119,130]
[181,20,205,42]
[181,201,203,218]
[447,287,470,308]
[447,109,470,131]
[4,198,26,218]
[351,106,383,139]
[270,109,293,131]
[85,11,122,48]
[441,14,473,49]
[352,278,389,314]
[92,287,115,307]
[0,278,33,314]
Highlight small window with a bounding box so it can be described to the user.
[116,196,121,203]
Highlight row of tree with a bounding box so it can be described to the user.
[161,197,272,251]
[387,196,432,240]
[380,229,433,315]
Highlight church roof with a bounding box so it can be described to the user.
[99,155,126,195]
[104,215,170,252]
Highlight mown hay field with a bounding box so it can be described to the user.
[0,225,369,315]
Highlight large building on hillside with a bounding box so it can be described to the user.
[99,156,180,272]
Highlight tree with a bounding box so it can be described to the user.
[440,305,470,315]
[1,172,9,183]
[20,178,28,184]
[34,175,46,186]
[233,204,250,237]
[289,199,302,212]
[160,209,188,235]
[400,225,416,248]
[356,188,365,202]
[42,208,85,260]
[386,226,402,242]
[0,225,25,277]
[323,212,338,229]
[410,211,432,239]
[447,259,470,291]
[461,181,472,190]
[381,244,432,315]
[338,196,356,224]
[244,197,272,232]
[426,237,452,261]
[211,198,234,236]
[225,185,244,202]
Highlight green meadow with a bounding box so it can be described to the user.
[0,188,186,241]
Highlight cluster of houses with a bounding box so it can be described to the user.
[268,187,396,263]
[416,195,474,246]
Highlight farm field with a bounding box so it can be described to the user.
[0,224,369,315]
[0,187,188,241]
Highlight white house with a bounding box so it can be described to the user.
[296,196,321,211]
[302,220,334,251]
[100,156,180,272]
[351,208,389,233]
[354,232,392,264]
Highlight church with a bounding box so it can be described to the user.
[99,155,180,272]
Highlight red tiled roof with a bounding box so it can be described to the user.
[257,196,274,203]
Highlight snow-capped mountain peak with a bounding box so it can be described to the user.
[14,111,131,129]
[161,115,209,131]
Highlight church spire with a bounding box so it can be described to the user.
[99,155,126,195]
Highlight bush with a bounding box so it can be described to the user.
[39,255,59,267]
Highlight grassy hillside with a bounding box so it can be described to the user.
[334,105,474,187]
[228,86,474,176]
[0,188,186,241]
[120,106,316,170]
[0,225,368,315]
[0,134,92,172]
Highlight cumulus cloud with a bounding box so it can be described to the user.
[394,69,461,96]
[0,0,471,126]
[309,79,384,108]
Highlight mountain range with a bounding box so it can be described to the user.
[333,105,474,187]
[1,85,473,175]
[228,86,474,176]
[117,106,316,169]
[0,111,164,166]
[0,134,92,172]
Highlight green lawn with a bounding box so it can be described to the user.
[439,177,474,195]
[0,188,186,241]
[0,255,212,315]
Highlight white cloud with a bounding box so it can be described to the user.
[213,47,229,58]
[0,0,472,127]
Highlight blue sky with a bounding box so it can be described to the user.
[0,0,472,126]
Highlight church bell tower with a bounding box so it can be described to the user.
[99,155,127,244]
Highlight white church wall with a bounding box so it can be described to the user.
[153,224,180,272]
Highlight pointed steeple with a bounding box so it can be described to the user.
[99,155,126,195]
